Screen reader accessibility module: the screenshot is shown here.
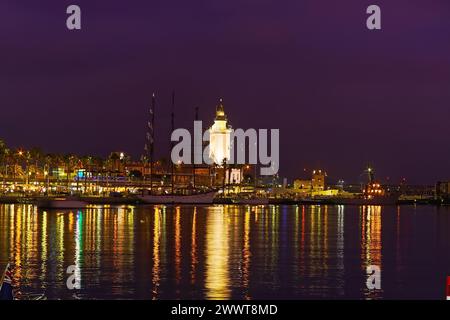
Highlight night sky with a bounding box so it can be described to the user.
[1,0,450,184]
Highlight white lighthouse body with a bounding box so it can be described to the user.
[209,99,232,165]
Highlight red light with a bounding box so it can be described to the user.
[447,276,450,298]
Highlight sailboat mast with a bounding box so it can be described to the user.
[193,106,198,190]
[144,93,156,194]
[149,93,155,194]
[171,91,175,195]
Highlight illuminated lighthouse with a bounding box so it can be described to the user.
[208,99,232,165]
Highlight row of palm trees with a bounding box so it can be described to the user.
[0,139,259,193]
[0,139,112,183]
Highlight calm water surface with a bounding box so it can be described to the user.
[0,204,449,300]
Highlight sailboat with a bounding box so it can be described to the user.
[0,263,14,300]
[0,263,46,300]
[138,92,216,204]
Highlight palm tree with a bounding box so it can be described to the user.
[28,147,43,184]
[80,155,95,194]
[0,140,6,168]
[23,150,33,186]
[89,156,105,195]
[48,153,63,184]
[0,139,7,166]
[0,140,9,188]
[3,148,11,179]
[13,148,25,184]
[63,154,78,192]
[227,162,235,194]
[43,153,53,193]
[222,158,228,197]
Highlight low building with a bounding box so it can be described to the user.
[312,169,326,191]
[293,179,311,191]
[293,169,326,192]
[436,181,450,200]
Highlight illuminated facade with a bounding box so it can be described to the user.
[293,179,311,191]
[294,169,326,192]
[226,169,242,185]
[312,169,326,191]
[208,99,232,165]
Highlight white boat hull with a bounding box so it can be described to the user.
[138,192,216,204]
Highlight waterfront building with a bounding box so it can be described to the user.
[293,179,311,191]
[226,169,242,185]
[436,181,450,200]
[294,169,326,192]
[107,151,129,174]
[312,169,326,191]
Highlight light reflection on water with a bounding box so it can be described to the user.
[0,204,449,300]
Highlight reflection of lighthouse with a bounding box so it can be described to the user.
[208,99,232,165]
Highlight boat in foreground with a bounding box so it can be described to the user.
[1,263,46,300]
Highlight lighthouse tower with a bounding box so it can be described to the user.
[209,99,232,165]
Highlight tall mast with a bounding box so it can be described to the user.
[171,91,175,195]
[144,92,156,194]
[149,93,155,194]
[254,164,257,193]
[193,106,199,190]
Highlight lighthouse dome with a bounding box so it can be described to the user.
[215,98,227,120]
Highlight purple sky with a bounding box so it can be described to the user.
[1,0,450,184]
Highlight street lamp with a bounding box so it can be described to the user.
[44,170,49,194]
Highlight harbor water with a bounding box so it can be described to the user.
[0,204,449,299]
